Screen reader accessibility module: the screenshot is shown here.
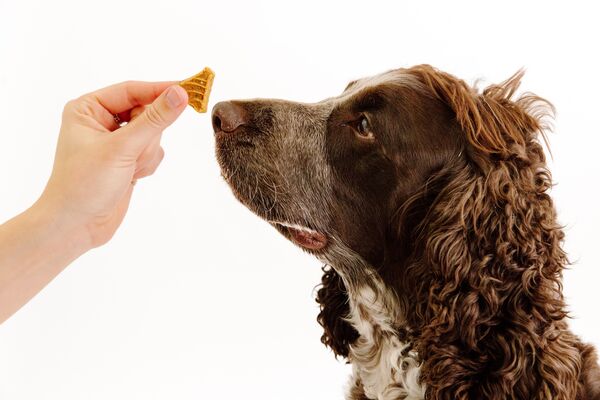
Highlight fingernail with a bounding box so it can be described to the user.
[165,85,186,109]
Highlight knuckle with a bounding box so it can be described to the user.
[79,96,97,114]
[144,105,166,129]
[63,95,97,119]
[62,98,79,116]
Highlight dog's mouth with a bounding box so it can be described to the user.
[271,221,328,251]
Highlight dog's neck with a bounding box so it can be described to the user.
[320,240,427,400]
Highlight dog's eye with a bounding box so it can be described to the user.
[356,116,374,139]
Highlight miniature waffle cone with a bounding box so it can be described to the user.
[179,67,215,113]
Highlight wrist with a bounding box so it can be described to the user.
[28,195,93,257]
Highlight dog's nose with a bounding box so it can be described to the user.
[212,101,248,133]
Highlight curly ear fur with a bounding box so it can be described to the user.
[408,64,553,158]
[316,265,359,358]
[404,65,596,399]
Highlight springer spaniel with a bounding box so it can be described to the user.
[211,65,600,400]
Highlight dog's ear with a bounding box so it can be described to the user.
[414,162,582,399]
[316,265,358,358]
[407,64,552,163]
[403,68,584,399]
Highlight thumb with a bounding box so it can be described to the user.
[120,85,188,149]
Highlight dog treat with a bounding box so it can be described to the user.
[179,67,215,113]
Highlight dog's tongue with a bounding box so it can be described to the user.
[288,227,328,250]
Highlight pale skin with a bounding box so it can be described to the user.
[0,81,189,324]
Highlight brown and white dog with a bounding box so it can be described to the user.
[211,65,600,400]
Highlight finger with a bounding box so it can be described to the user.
[129,105,146,121]
[89,81,177,115]
[118,85,188,151]
[112,105,145,129]
[63,96,120,132]
[134,147,165,180]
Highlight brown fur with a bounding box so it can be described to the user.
[399,66,587,399]
[316,265,359,358]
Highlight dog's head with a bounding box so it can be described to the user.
[212,66,464,268]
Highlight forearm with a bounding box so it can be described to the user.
[0,198,90,324]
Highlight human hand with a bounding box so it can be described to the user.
[38,81,188,250]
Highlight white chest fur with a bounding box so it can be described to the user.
[346,285,425,400]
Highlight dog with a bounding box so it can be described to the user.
[211,65,600,400]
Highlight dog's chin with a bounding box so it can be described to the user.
[218,176,329,252]
[270,221,328,252]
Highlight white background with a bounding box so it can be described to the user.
[1,1,599,399]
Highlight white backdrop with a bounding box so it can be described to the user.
[1,1,599,399]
